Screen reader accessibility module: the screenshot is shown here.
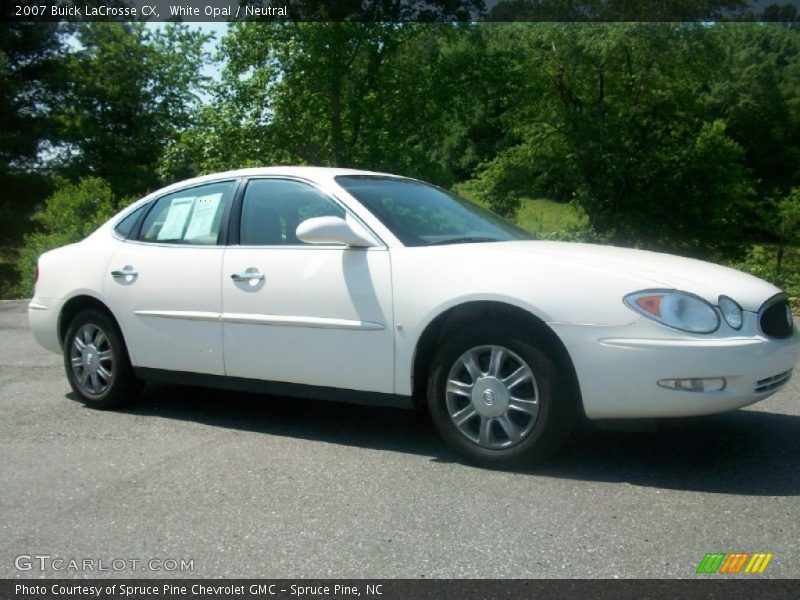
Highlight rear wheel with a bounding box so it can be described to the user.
[63,308,142,409]
[427,324,577,467]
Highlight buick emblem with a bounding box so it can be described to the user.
[482,389,496,406]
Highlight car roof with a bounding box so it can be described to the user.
[122,166,410,231]
[159,166,401,192]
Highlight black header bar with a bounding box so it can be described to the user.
[4,0,800,22]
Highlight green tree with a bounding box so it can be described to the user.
[0,20,63,174]
[13,177,119,298]
[0,14,66,294]
[470,24,758,258]
[202,22,439,169]
[160,20,495,185]
[775,188,800,275]
[705,24,800,211]
[53,23,210,198]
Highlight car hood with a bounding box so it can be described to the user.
[491,241,780,312]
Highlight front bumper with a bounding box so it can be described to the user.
[551,316,800,419]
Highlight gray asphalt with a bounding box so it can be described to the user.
[1,299,798,579]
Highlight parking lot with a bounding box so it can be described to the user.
[1,298,798,578]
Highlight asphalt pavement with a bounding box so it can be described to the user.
[1,299,798,578]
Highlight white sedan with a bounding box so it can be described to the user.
[29,167,799,465]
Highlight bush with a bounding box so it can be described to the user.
[729,244,800,301]
[13,177,118,298]
[731,189,800,307]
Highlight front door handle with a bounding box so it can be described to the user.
[231,269,265,282]
[111,266,138,279]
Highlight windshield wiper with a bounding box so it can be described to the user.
[427,236,500,246]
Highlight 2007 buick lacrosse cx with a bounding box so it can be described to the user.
[29,167,799,466]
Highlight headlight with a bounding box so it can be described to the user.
[624,290,719,333]
[718,295,743,330]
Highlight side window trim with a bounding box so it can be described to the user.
[132,178,240,246]
[226,176,248,246]
[217,177,245,246]
[228,176,386,248]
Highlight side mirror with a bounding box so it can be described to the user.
[295,216,378,247]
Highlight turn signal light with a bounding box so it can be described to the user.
[657,378,726,392]
[635,295,662,316]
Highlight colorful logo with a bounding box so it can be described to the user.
[696,552,773,574]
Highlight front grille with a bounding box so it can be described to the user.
[758,296,794,339]
[754,370,793,393]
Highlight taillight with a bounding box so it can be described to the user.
[34,263,39,285]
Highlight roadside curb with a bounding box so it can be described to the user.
[0,299,31,310]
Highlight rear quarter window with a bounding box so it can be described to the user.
[113,204,148,239]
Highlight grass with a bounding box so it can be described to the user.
[512,197,589,236]
[452,182,588,237]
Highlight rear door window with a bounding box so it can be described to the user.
[139,181,235,245]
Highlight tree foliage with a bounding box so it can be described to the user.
[14,177,119,297]
[0,17,64,244]
[6,21,800,296]
[53,23,210,198]
[160,22,800,262]
[470,24,761,256]
[160,20,510,187]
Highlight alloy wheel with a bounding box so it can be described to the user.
[445,344,540,450]
[69,323,115,396]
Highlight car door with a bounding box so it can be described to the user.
[222,177,395,393]
[104,179,238,376]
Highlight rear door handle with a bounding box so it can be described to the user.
[111,266,138,279]
[231,269,265,282]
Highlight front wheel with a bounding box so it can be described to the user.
[427,325,577,467]
[63,308,142,409]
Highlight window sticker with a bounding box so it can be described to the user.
[184,193,223,240]
[157,196,194,241]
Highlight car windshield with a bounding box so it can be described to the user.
[335,175,533,247]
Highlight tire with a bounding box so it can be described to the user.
[63,308,142,409]
[427,324,577,467]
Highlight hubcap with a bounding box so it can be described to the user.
[473,377,509,417]
[445,345,539,450]
[70,324,114,396]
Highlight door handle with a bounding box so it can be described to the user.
[231,269,265,282]
[111,266,138,279]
